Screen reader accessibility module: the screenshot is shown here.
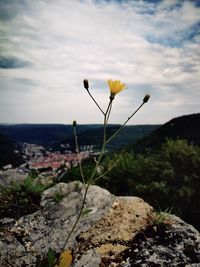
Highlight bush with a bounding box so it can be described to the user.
[0,174,53,219]
[102,139,200,229]
[66,158,96,183]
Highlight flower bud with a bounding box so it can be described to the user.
[143,94,150,103]
[83,79,89,90]
[73,120,77,127]
[109,93,115,101]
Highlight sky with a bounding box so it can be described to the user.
[0,0,200,125]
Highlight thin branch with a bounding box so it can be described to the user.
[59,183,90,254]
[106,102,145,144]
[73,126,86,186]
[90,160,119,184]
[88,99,111,184]
[86,89,105,115]
[106,100,113,124]
[60,99,113,256]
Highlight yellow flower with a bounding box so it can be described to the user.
[107,79,126,100]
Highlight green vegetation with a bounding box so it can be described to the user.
[152,208,172,228]
[0,174,53,219]
[0,132,23,168]
[66,138,200,229]
[22,175,49,196]
[52,191,69,203]
[52,192,65,203]
[66,158,96,183]
[100,139,200,229]
[0,124,158,151]
[37,248,56,267]
[63,124,159,151]
[1,173,46,198]
[81,208,93,217]
[133,113,200,152]
[61,138,200,230]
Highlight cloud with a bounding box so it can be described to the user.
[0,56,31,69]
[0,0,26,21]
[0,0,199,124]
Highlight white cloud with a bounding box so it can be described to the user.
[0,0,199,124]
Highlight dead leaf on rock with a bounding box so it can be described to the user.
[54,250,72,267]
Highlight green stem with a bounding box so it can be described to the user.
[90,160,118,184]
[106,102,145,144]
[73,126,86,186]
[106,101,112,124]
[86,89,105,115]
[59,183,90,253]
[55,91,147,265]
[60,100,112,258]
[88,100,112,184]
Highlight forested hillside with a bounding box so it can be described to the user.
[62,124,159,150]
[0,124,159,149]
[0,132,23,168]
[133,113,200,152]
[67,114,200,230]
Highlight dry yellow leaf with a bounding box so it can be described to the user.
[54,250,72,267]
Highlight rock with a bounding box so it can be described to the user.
[76,196,153,247]
[0,168,28,187]
[119,215,200,267]
[73,249,101,267]
[73,196,153,267]
[0,182,116,266]
[0,181,199,267]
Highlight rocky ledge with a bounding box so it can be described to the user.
[0,181,200,266]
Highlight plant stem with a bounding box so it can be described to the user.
[73,126,86,187]
[106,100,112,124]
[106,102,145,144]
[54,86,148,266]
[60,100,112,257]
[90,160,119,184]
[88,100,111,184]
[59,183,90,253]
[86,89,105,115]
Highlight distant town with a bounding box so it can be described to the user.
[0,124,160,184]
[0,142,98,183]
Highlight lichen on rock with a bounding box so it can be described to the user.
[0,182,200,267]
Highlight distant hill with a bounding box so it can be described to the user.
[133,113,200,152]
[0,124,159,150]
[62,125,160,151]
[0,132,23,168]
[0,124,99,147]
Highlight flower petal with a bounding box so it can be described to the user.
[107,79,126,96]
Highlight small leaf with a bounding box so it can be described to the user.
[47,248,56,267]
[54,250,72,267]
[81,208,93,217]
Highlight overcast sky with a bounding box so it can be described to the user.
[0,0,199,125]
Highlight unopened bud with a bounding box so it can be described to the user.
[109,93,115,101]
[83,79,89,90]
[143,94,150,103]
[73,120,77,127]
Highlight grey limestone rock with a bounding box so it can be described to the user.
[0,181,115,266]
[120,215,200,267]
[0,182,200,267]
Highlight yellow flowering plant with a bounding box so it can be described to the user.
[107,79,126,100]
[49,79,150,267]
